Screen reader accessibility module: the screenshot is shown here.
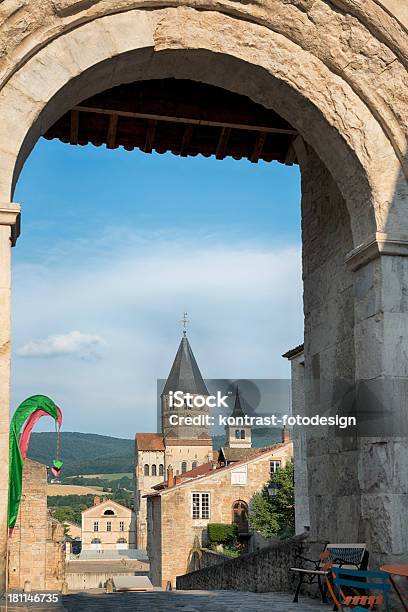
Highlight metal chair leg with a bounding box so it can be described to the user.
[293,575,304,603]
[318,575,328,603]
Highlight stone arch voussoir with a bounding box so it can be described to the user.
[0,7,402,243]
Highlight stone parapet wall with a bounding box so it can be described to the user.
[176,534,307,592]
[187,548,229,573]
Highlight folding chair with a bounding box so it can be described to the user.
[291,543,368,605]
[332,567,391,611]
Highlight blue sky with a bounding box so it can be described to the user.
[11,139,302,437]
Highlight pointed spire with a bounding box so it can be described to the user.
[231,387,245,418]
[162,335,208,396]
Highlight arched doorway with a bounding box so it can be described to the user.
[0,2,406,588]
[232,500,249,535]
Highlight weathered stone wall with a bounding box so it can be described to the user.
[187,548,229,572]
[301,148,358,544]
[286,350,309,535]
[176,534,307,592]
[146,495,162,587]
[65,560,149,589]
[8,459,65,590]
[134,447,166,549]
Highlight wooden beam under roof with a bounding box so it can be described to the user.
[143,119,157,154]
[180,125,193,157]
[250,132,267,163]
[106,114,119,149]
[69,110,79,145]
[74,105,297,136]
[215,127,231,160]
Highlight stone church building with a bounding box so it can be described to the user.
[134,332,214,549]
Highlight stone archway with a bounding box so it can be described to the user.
[232,500,249,534]
[0,1,407,589]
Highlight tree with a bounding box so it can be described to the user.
[249,460,295,539]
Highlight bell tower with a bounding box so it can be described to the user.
[225,388,252,449]
[161,314,211,441]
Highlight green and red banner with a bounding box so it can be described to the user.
[8,395,63,534]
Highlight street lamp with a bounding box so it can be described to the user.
[267,482,280,497]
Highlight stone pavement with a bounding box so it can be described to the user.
[61,590,332,612]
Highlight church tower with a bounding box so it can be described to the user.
[161,317,213,475]
[161,328,211,441]
[225,388,252,449]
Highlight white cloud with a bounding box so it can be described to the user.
[16,330,105,359]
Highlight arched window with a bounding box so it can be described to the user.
[232,500,249,533]
[159,464,164,476]
[181,461,187,474]
[144,464,149,476]
[192,461,198,470]
[235,429,241,439]
[91,538,101,544]
[117,538,127,544]
[103,509,115,516]
[240,430,246,439]
[151,464,157,476]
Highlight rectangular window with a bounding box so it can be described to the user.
[93,521,98,532]
[231,464,247,485]
[192,493,210,519]
[107,521,112,532]
[270,460,281,474]
[120,521,124,531]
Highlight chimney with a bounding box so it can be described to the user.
[167,466,174,488]
[282,425,290,444]
[94,495,101,506]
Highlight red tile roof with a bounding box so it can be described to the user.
[152,461,217,490]
[135,433,165,451]
[145,442,293,497]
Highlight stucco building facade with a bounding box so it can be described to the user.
[81,499,136,551]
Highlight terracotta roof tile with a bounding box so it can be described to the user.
[135,433,165,451]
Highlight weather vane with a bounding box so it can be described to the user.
[180,312,189,337]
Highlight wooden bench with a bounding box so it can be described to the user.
[290,543,368,605]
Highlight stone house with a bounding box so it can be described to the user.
[8,459,65,590]
[81,498,135,551]
[145,441,293,587]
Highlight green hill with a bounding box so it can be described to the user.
[28,432,134,477]
[29,427,283,478]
